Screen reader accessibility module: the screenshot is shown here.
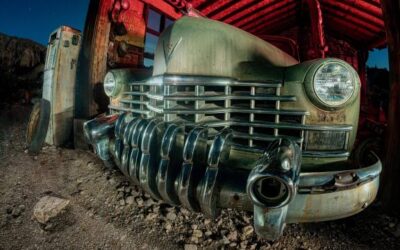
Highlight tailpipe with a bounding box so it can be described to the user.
[246,138,301,240]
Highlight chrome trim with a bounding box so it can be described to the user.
[302,151,350,158]
[84,115,381,241]
[111,74,352,154]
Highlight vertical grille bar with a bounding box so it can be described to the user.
[140,84,145,114]
[195,85,205,123]
[249,86,256,147]
[274,86,281,136]
[224,86,231,124]
[300,115,306,148]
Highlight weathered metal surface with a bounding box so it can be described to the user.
[84,114,382,239]
[247,138,301,240]
[42,26,81,146]
[83,14,381,240]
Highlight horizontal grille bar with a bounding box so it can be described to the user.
[123,91,297,102]
[130,75,283,87]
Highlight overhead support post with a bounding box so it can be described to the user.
[381,0,400,214]
[305,0,328,59]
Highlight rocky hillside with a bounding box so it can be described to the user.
[0,32,46,106]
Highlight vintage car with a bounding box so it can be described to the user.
[83,17,381,240]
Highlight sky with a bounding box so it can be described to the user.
[0,0,389,69]
[0,0,89,45]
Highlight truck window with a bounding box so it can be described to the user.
[144,8,174,68]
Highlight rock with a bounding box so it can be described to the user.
[144,199,156,207]
[165,223,172,231]
[108,178,117,186]
[229,242,238,248]
[204,219,211,225]
[392,225,400,237]
[184,244,197,250]
[119,199,126,206]
[5,206,12,214]
[190,236,199,244]
[192,229,203,238]
[145,213,158,221]
[240,240,248,249]
[250,243,257,250]
[242,225,254,238]
[136,198,144,207]
[166,212,177,221]
[389,222,396,228]
[0,33,45,94]
[11,207,23,218]
[243,215,251,224]
[221,236,230,245]
[33,196,70,224]
[125,196,135,205]
[18,204,25,212]
[227,230,238,241]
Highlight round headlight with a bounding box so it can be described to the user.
[313,63,355,107]
[104,71,117,97]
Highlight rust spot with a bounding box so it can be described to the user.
[317,111,346,123]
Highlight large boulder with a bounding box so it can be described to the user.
[0,33,46,105]
[0,32,45,74]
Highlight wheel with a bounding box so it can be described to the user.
[352,137,383,168]
[26,99,50,154]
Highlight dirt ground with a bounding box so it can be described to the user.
[1,104,400,250]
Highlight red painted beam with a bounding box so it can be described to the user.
[209,0,256,20]
[200,0,232,16]
[218,0,258,22]
[254,16,298,35]
[237,1,296,30]
[343,0,383,17]
[325,13,377,37]
[306,0,327,58]
[191,0,213,11]
[249,8,298,35]
[322,0,384,28]
[321,6,383,33]
[226,0,279,26]
[368,33,388,49]
[324,20,376,43]
[240,1,298,32]
[207,0,241,19]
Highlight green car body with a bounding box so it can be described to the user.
[84,17,380,240]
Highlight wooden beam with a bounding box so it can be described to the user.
[380,0,400,214]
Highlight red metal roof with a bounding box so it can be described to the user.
[145,0,386,49]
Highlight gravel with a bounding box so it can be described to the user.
[1,105,400,249]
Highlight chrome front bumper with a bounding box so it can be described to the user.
[84,114,381,240]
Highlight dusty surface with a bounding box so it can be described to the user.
[1,105,400,250]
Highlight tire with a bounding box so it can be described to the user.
[353,137,383,168]
[26,99,51,154]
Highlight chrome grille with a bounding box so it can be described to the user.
[110,75,309,149]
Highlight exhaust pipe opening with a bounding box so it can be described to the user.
[249,174,293,209]
[254,176,290,208]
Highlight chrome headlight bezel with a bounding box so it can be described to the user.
[104,71,120,97]
[304,60,360,110]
